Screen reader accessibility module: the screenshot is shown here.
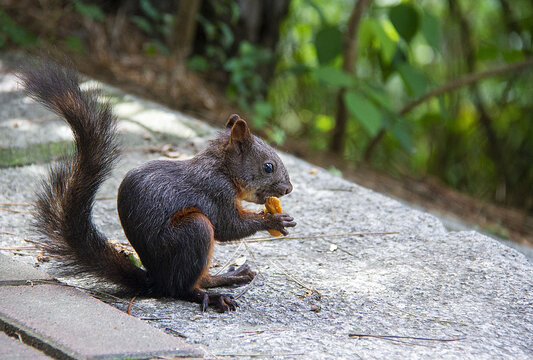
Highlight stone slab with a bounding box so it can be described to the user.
[0,332,53,360]
[0,253,53,285]
[0,284,203,359]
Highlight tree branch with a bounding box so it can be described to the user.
[399,57,533,116]
[363,57,533,161]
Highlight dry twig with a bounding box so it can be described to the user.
[231,238,262,299]
[127,295,137,315]
[165,328,187,338]
[0,207,36,214]
[95,196,115,201]
[234,273,259,300]
[213,241,245,275]
[224,231,398,244]
[0,202,34,206]
[349,333,466,342]
[0,246,38,251]
[269,259,320,295]
[215,353,305,358]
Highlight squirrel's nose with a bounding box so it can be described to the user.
[284,182,293,195]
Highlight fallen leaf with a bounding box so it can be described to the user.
[310,304,321,312]
[234,256,247,266]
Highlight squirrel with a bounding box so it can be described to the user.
[20,63,296,312]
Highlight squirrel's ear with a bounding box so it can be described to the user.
[229,119,252,146]
[225,114,241,128]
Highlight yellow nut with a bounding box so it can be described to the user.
[264,196,283,236]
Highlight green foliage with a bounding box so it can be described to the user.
[225,41,273,127]
[252,101,274,128]
[388,3,419,43]
[266,0,533,210]
[131,16,153,34]
[12,0,528,210]
[195,0,240,69]
[72,0,105,22]
[420,10,440,50]
[314,25,343,65]
[187,55,210,72]
[143,40,170,56]
[327,166,343,177]
[361,18,398,64]
[63,36,85,54]
[343,91,382,136]
[397,63,428,97]
[0,10,37,48]
[313,67,353,87]
[139,0,159,20]
[128,0,174,56]
[70,0,174,57]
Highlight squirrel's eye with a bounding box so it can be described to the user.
[263,163,274,174]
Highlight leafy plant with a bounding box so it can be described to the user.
[274,0,533,212]
[194,0,240,70]
[130,0,174,56]
[71,0,105,22]
[62,35,85,54]
[314,25,342,65]
[225,41,273,121]
[0,10,37,48]
[389,3,419,43]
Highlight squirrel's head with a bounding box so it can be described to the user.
[223,114,293,204]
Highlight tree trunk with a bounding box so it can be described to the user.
[448,0,511,202]
[173,0,202,63]
[330,0,371,154]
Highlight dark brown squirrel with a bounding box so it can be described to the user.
[20,63,296,312]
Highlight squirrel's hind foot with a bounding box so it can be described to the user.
[226,264,256,279]
[198,263,256,289]
[201,292,239,313]
[186,289,239,312]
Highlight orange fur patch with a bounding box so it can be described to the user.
[170,207,202,225]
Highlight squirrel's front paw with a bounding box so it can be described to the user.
[264,213,297,236]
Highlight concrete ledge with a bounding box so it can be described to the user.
[0,253,53,285]
[0,332,52,360]
[0,284,203,359]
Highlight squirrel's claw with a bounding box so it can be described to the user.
[214,294,239,313]
[201,293,209,312]
[198,292,238,312]
[228,264,256,280]
[280,214,296,229]
[266,212,297,234]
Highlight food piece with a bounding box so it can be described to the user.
[264,196,283,236]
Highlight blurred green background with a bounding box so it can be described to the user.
[1,0,532,241]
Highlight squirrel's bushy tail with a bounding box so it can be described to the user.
[20,63,147,291]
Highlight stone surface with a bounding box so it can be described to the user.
[0,253,53,285]
[0,332,52,360]
[0,284,203,359]
[0,51,532,359]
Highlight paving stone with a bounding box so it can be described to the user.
[0,332,53,360]
[0,284,203,359]
[0,253,53,285]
